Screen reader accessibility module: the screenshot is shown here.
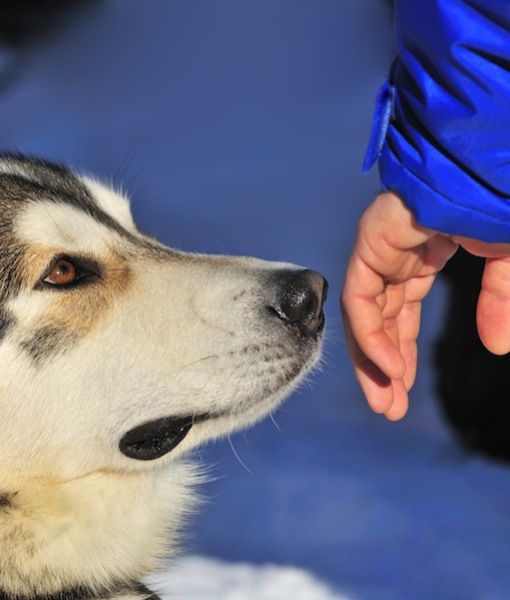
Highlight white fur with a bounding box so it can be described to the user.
[0,171,323,599]
[82,176,138,234]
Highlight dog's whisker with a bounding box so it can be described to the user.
[113,132,144,181]
[269,412,282,432]
[176,354,219,369]
[125,163,145,193]
[228,436,253,476]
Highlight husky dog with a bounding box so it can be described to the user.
[0,153,327,600]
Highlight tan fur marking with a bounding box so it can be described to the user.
[0,466,195,596]
[21,245,132,340]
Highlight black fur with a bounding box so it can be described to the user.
[0,154,182,259]
[0,311,14,342]
[131,582,161,600]
[0,582,160,600]
[20,326,77,363]
[0,154,139,242]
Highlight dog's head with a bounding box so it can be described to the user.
[0,154,326,478]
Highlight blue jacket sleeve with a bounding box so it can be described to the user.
[367,0,510,242]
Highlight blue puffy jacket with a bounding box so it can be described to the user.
[364,0,510,242]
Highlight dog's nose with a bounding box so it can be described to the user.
[275,269,328,337]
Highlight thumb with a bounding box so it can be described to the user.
[477,256,510,355]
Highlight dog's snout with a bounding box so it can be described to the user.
[273,269,328,337]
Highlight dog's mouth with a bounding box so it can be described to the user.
[119,414,211,461]
[120,342,323,461]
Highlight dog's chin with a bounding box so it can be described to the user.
[119,385,297,463]
[206,344,323,435]
[119,347,321,463]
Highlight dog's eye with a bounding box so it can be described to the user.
[39,256,99,289]
[45,259,77,286]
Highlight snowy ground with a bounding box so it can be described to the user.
[1,1,510,599]
[148,556,349,600]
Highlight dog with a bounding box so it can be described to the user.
[0,153,327,600]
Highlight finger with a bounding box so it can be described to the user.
[395,300,421,390]
[384,378,409,421]
[355,361,395,415]
[382,314,415,408]
[477,256,510,354]
[355,312,407,420]
[403,273,437,303]
[395,274,437,390]
[379,284,407,383]
[342,253,406,380]
[423,234,458,271]
[453,236,510,258]
[368,192,436,251]
[400,339,417,391]
[381,283,405,320]
[343,317,395,414]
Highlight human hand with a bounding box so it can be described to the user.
[341,191,510,420]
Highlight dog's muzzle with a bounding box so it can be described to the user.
[120,269,328,461]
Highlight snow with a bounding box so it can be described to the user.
[148,556,349,600]
[1,1,510,599]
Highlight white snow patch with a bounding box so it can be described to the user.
[146,555,350,600]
